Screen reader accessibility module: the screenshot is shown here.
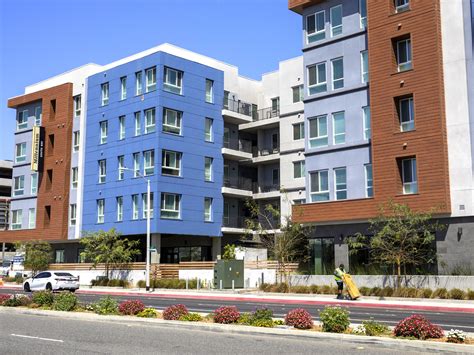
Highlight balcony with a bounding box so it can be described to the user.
[240,106,280,131]
[222,138,253,161]
[222,177,254,198]
[253,184,281,199]
[222,98,255,125]
[253,146,280,163]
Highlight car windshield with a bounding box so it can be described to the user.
[54,272,74,277]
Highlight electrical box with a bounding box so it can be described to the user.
[213,259,244,289]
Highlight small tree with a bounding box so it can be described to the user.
[80,228,141,280]
[347,200,444,288]
[22,241,52,276]
[222,244,236,260]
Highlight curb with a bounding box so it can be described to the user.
[1,307,473,354]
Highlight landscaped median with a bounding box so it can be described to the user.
[0,292,473,351]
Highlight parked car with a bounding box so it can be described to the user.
[23,271,79,292]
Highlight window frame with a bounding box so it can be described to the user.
[28,208,36,229]
[71,168,78,189]
[145,67,157,93]
[100,121,108,144]
[309,115,328,148]
[142,192,154,219]
[135,71,143,96]
[363,106,371,140]
[34,106,42,126]
[204,157,213,182]
[204,118,213,142]
[365,163,373,197]
[334,167,347,200]
[205,79,214,103]
[396,38,412,72]
[13,175,24,197]
[97,199,105,224]
[132,194,139,220]
[160,193,181,219]
[310,170,330,202]
[402,158,418,194]
[306,10,326,43]
[204,197,213,222]
[292,85,304,103]
[361,50,369,83]
[144,108,156,134]
[161,150,182,177]
[143,150,155,176]
[333,111,346,145]
[395,0,410,13]
[134,112,141,136]
[119,116,125,140]
[17,110,28,130]
[293,161,305,179]
[399,96,415,132]
[359,0,367,28]
[73,131,80,152]
[31,172,38,195]
[164,67,183,95]
[117,155,124,180]
[15,142,26,163]
[101,82,109,106]
[308,62,327,95]
[116,196,123,222]
[69,204,76,226]
[11,209,22,230]
[98,159,106,184]
[293,122,305,140]
[162,108,182,135]
[330,5,343,37]
[331,57,344,90]
[73,95,81,117]
[120,76,127,100]
[133,153,140,178]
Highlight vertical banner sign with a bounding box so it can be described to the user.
[31,126,44,171]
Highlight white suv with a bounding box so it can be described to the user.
[23,271,79,292]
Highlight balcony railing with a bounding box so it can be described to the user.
[254,147,280,157]
[222,216,249,229]
[223,98,254,117]
[253,107,280,121]
[223,138,253,154]
[223,177,254,191]
[253,184,280,194]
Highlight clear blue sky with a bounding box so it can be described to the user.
[0,0,301,160]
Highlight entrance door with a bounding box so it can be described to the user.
[310,238,335,275]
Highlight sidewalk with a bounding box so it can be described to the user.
[3,283,473,313]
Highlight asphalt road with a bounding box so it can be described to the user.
[1,288,474,333]
[0,312,433,355]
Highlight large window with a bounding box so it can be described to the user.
[334,167,347,200]
[97,199,105,224]
[17,110,28,130]
[309,115,328,148]
[118,155,124,180]
[133,153,140,178]
[292,85,304,103]
[144,108,156,134]
[309,238,335,275]
[306,11,325,43]
[15,142,26,163]
[399,96,414,131]
[396,38,412,72]
[120,77,127,100]
[74,95,81,117]
[98,160,106,183]
[100,121,108,144]
[395,0,410,13]
[119,116,125,140]
[116,196,123,222]
[331,58,344,90]
[402,158,418,194]
[145,67,157,92]
[310,170,329,202]
[162,150,182,176]
[11,210,22,230]
[363,106,371,140]
[293,161,305,179]
[101,82,109,106]
[34,106,42,126]
[161,193,181,219]
[360,0,367,28]
[13,176,24,196]
[205,79,214,103]
[134,112,141,136]
[135,71,143,95]
[365,164,373,197]
[163,108,182,135]
[330,5,343,37]
[142,192,154,219]
[333,112,345,145]
[164,67,183,94]
[204,197,212,222]
[73,131,80,152]
[205,118,213,142]
[293,122,305,140]
[308,63,327,95]
[69,204,76,226]
[71,168,78,189]
[132,194,139,220]
[361,50,369,83]
[143,150,155,176]
[31,173,38,195]
[204,157,213,182]
[29,208,36,229]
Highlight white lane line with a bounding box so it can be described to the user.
[11,334,64,343]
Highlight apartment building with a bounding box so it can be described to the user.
[0,44,304,264]
[290,0,474,274]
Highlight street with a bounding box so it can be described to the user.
[0,312,433,355]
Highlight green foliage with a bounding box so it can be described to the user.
[93,296,119,315]
[3,294,31,307]
[80,229,141,279]
[432,288,448,299]
[91,279,130,288]
[369,287,381,296]
[319,306,350,333]
[359,287,371,296]
[179,313,203,322]
[237,312,253,325]
[222,244,236,260]
[53,292,78,311]
[467,289,474,300]
[22,241,52,276]
[137,308,159,318]
[137,278,198,289]
[362,319,390,336]
[448,288,466,300]
[421,288,433,298]
[273,319,284,326]
[379,287,394,297]
[32,290,54,307]
[2,276,24,284]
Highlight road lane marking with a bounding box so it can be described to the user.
[11,334,64,343]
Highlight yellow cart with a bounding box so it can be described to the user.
[342,274,360,300]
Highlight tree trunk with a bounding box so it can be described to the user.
[396,260,401,289]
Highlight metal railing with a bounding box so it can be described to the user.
[255,147,280,157]
[253,184,280,194]
[222,216,249,229]
[223,177,254,191]
[253,107,280,121]
[223,138,253,154]
[223,98,255,117]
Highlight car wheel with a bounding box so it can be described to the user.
[46,283,52,291]
[24,283,31,292]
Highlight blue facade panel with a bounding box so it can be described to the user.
[82,52,224,237]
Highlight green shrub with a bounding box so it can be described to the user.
[91,279,130,288]
[449,288,466,300]
[3,296,22,307]
[359,287,371,296]
[319,306,350,333]
[136,279,197,289]
[250,307,274,327]
[467,289,474,300]
[404,288,418,298]
[292,286,310,294]
[94,296,119,315]
[179,313,203,322]
[421,288,433,298]
[362,319,390,336]
[32,290,54,307]
[137,308,158,318]
[53,292,78,311]
[320,285,332,294]
[274,283,289,293]
[379,287,394,297]
[309,285,320,294]
[370,287,382,296]
[237,312,252,325]
[3,276,24,284]
[432,288,448,299]
[273,319,284,326]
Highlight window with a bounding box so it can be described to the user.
[361,51,369,83]
[31,173,38,195]
[47,134,55,155]
[144,108,156,134]
[35,106,42,126]
[13,176,24,196]
[70,131,79,152]
[293,122,305,140]
[98,160,106,183]
[399,96,415,131]
[100,121,108,144]
[72,95,81,117]
[15,143,26,163]
[396,38,412,71]
[143,150,155,176]
[204,157,213,182]
[292,85,304,103]
[120,77,127,100]
[28,208,36,229]
[97,199,105,223]
[331,58,344,90]
[204,197,212,222]
[205,118,213,142]
[402,158,417,194]
[135,71,143,95]
[101,82,109,106]
[55,250,65,264]
[69,204,76,226]
[307,11,325,43]
[310,170,329,202]
[363,106,371,140]
[161,150,182,177]
[118,155,124,180]
[163,108,182,135]
[119,116,125,140]
[365,164,373,197]
[330,5,343,37]
[271,97,280,114]
[145,67,157,92]
[308,63,327,95]
[272,169,279,185]
[161,193,181,219]
[142,192,154,219]
[360,0,367,28]
[395,0,410,13]
[71,168,78,189]
[333,112,345,145]
[116,196,123,222]
[205,79,214,103]
[293,199,306,205]
[11,210,22,230]
[133,153,140,178]
[134,112,141,136]
[17,110,28,130]
[294,161,305,178]
[334,167,347,200]
[164,67,183,94]
[132,194,139,220]
[309,115,328,148]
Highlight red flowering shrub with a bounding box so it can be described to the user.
[118,300,146,315]
[394,314,444,340]
[213,306,240,324]
[163,304,189,320]
[284,308,314,329]
[0,294,11,305]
